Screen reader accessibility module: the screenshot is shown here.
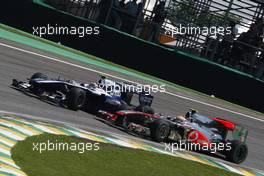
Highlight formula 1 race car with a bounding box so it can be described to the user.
[11,73,155,113]
[99,109,248,164]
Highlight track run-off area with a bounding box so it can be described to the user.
[0,36,264,173]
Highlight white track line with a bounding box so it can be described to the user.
[0,42,263,122]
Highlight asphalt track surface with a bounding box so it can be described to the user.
[0,39,263,171]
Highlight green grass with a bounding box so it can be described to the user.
[12,134,240,176]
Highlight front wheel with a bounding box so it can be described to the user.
[150,119,170,142]
[67,87,86,111]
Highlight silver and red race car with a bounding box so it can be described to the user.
[98,109,248,164]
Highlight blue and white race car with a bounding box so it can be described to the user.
[11,73,155,114]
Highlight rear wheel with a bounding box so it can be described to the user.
[150,119,170,142]
[67,87,86,111]
[135,105,155,114]
[225,140,248,164]
[83,95,98,113]
[118,102,130,111]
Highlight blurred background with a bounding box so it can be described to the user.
[43,0,264,78]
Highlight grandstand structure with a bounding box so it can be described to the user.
[45,0,264,72]
[162,0,264,59]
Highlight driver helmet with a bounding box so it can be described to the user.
[190,109,197,115]
[98,75,106,89]
[98,76,116,92]
[185,108,197,119]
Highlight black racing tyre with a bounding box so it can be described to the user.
[30,73,48,80]
[84,96,98,113]
[121,92,133,105]
[150,119,170,142]
[118,102,130,111]
[67,87,86,111]
[225,140,248,164]
[135,105,155,114]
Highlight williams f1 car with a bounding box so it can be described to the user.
[99,109,248,164]
[11,73,155,113]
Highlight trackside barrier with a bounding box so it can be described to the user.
[1,0,264,112]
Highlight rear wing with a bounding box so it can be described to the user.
[119,82,154,106]
[213,117,248,142]
[98,76,154,106]
[139,93,153,106]
[232,125,248,142]
[120,91,154,106]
